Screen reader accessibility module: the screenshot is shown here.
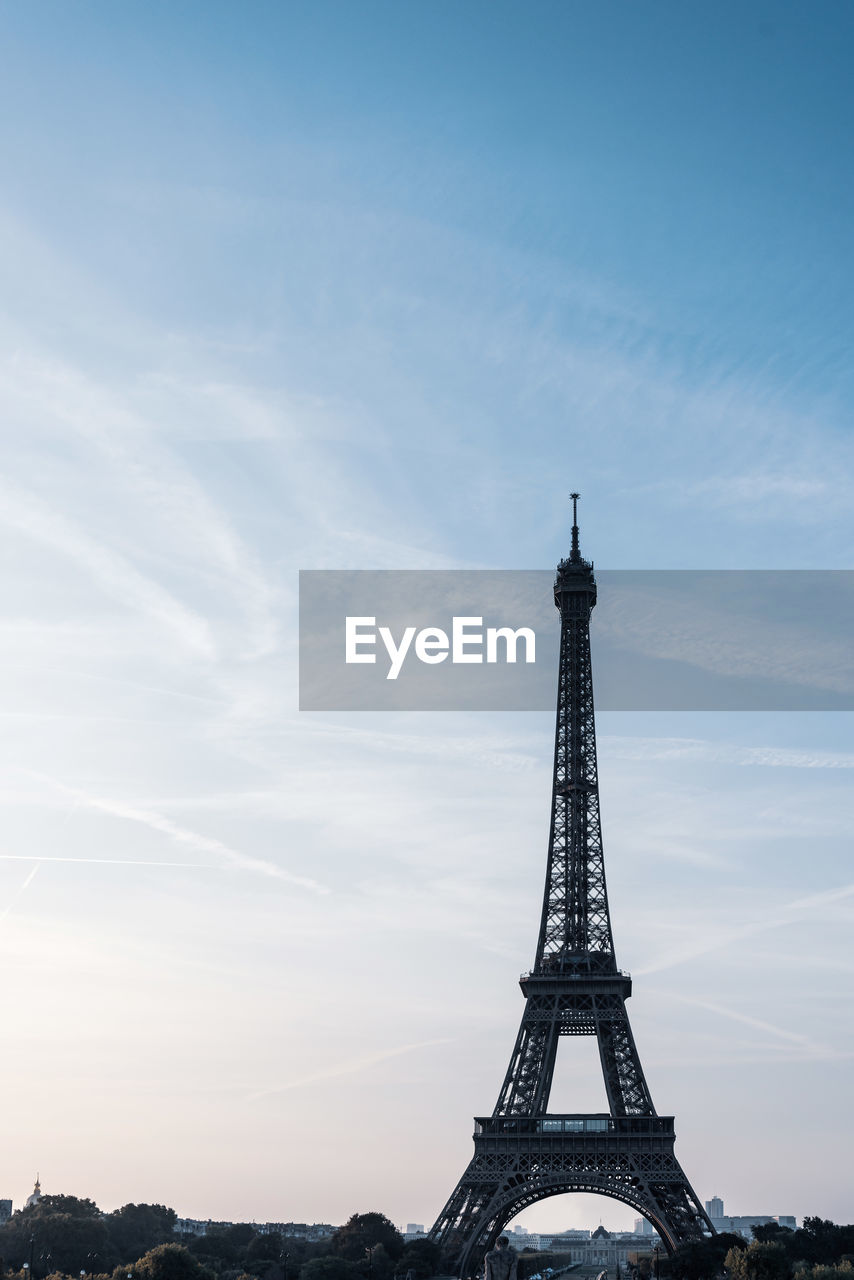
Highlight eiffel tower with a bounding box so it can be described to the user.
[429,498,712,1276]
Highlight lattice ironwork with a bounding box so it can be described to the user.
[429,498,712,1276]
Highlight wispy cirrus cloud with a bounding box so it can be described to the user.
[634,881,854,976]
[18,770,328,893]
[246,1037,451,1101]
[0,862,41,923]
[0,477,217,658]
[0,349,282,660]
[602,735,854,770]
[647,988,832,1058]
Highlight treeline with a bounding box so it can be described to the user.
[0,1200,439,1280]
[668,1218,854,1280]
[6,1198,854,1280]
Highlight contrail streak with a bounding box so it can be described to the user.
[648,988,825,1051]
[0,854,219,868]
[635,881,854,976]
[246,1038,452,1101]
[0,862,41,922]
[19,769,329,894]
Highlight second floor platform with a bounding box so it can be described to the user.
[474,1113,675,1137]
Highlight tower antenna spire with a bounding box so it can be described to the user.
[570,491,580,562]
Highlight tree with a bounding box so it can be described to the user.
[725,1242,791,1280]
[363,1245,394,1280]
[794,1224,854,1268]
[396,1240,441,1279]
[222,1228,258,1251]
[107,1206,178,1265]
[803,1225,838,1241]
[671,1233,744,1280]
[133,1243,212,1280]
[38,1199,103,1221]
[300,1258,361,1280]
[754,1229,794,1248]
[794,1265,854,1280]
[187,1229,243,1269]
[245,1233,286,1269]
[0,1196,114,1275]
[331,1218,403,1265]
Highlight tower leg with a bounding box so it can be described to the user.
[596,1006,655,1116]
[494,1020,560,1116]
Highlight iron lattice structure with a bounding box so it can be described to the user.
[429,499,712,1276]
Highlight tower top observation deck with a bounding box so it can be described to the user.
[555,492,596,613]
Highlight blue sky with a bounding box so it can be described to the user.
[0,0,852,1236]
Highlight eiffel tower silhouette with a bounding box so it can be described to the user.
[429,498,712,1275]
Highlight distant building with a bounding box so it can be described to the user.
[704,1210,797,1241]
[543,1227,661,1269]
[177,1220,336,1243]
[506,1226,540,1249]
[25,1177,41,1210]
[706,1198,724,1221]
[406,1224,425,1235]
[0,1200,12,1225]
[498,1224,669,1266]
[539,1230,589,1247]
[176,1219,210,1237]
[277,1224,335,1242]
[176,1220,241,1237]
[246,1224,336,1241]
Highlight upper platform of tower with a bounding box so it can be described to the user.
[554,493,597,615]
